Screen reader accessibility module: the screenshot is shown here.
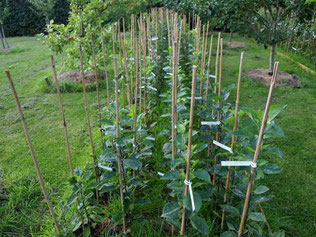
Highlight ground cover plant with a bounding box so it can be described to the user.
[0,6,316,237]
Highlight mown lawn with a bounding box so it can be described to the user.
[0,35,315,236]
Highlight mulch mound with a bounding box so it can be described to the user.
[226,42,246,48]
[246,69,300,88]
[58,71,107,84]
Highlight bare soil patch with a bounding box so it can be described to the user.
[246,69,300,88]
[226,42,246,48]
[58,70,107,84]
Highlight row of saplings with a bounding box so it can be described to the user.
[5,8,286,237]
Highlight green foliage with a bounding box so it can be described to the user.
[3,0,69,37]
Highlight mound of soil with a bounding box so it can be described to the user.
[246,69,300,88]
[58,71,107,84]
[226,42,246,48]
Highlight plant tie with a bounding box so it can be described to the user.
[184,179,195,212]
[250,162,257,168]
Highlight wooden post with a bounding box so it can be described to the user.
[91,33,104,149]
[5,70,61,235]
[180,65,197,236]
[114,56,127,235]
[101,32,110,107]
[238,62,280,237]
[78,41,99,199]
[221,52,244,229]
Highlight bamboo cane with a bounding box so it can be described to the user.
[5,70,61,235]
[212,37,223,186]
[221,51,244,229]
[91,33,104,149]
[50,56,74,176]
[122,30,131,111]
[195,17,201,65]
[51,55,85,232]
[200,24,206,97]
[238,62,280,237]
[133,40,140,150]
[101,32,110,107]
[142,21,148,125]
[78,41,99,199]
[205,34,213,102]
[167,10,172,63]
[180,65,197,236]
[172,40,178,162]
[114,57,127,236]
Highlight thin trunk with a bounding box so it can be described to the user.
[229,32,233,42]
[269,43,275,75]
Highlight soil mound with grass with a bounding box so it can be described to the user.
[58,70,107,84]
[226,42,246,48]
[246,69,300,88]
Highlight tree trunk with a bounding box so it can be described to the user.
[269,43,275,76]
[1,26,9,49]
[0,29,5,49]
[229,32,233,42]
[45,17,50,25]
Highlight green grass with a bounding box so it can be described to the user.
[0,35,315,236]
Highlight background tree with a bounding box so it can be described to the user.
[0,0,10,49]
[221,0,315,75]
[28,0,56,25]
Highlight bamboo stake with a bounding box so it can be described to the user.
[51,56,74,176]
[199,24,206,97]
[114,57,127,236]
[212,37,223,186]
[195,17,201,65]
[138,27,143,114]
[221,51,244,229]
[122,29,131,111]
[51,55,85,232]
[177,19,183,64]
[133,40,140,150]
[238,62,280,237]
[172,40,178,162]
[205,34,213,102]
[166,10,172,63]
[142,21,148,125]
[101,32,110,107]
[91,33,104,149]
[5,70,61,235]
[79,41,99,199]
[180,65,197,236]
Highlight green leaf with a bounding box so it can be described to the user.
[255,195,272,204]
[220,205,240,216]
[175,133,186,150]
[162,201,181,219]
[268,105,286,123]
[193,169,211,183]
[99,118,113,125]
[124,158,142,170]
[184,192,202,213]
[171,159,184,169]
[262,164,282,174]
[190,215,210,236]
[193,143,208,154]
[72,218,82,232]
[254,185,269,195]
[220,231,237,237]
[161,170,181,180]
[248,212,266,222]
[176,123,186,133]
[67,194,78,206]
[263,147,284,159]
[83,226,91,237]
